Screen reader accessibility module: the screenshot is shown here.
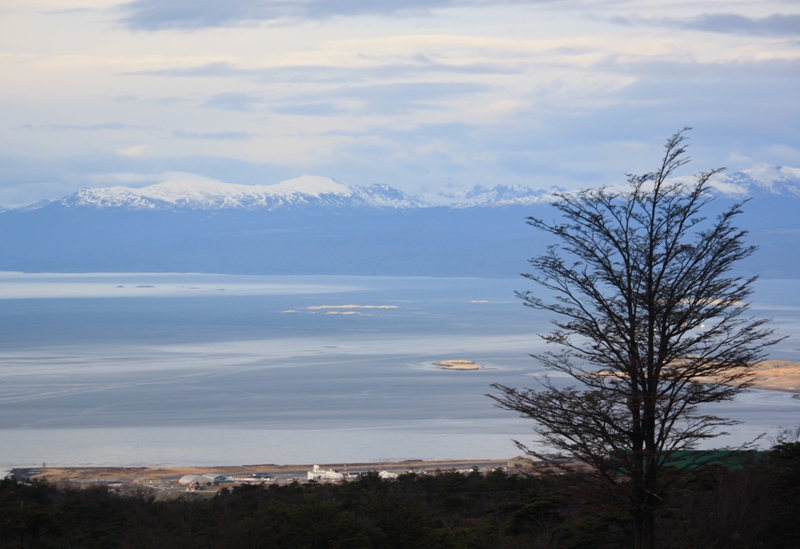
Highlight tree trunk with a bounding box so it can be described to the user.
[633,508,655,549]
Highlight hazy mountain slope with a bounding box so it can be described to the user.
[1,169,797,278]
[0,204,546,277]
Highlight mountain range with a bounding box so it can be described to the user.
[2,166,798,277]
[23,173,558,212]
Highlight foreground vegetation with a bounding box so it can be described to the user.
[2,444,799,548]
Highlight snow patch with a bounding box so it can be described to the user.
[58,174,417,211]
[10,164,800,212]
[272,175,353,197]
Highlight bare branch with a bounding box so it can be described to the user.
[491,129,779,549]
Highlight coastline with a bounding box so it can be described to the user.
[590,360,800,395]
[12,458,509,484]
[737,360,800,394]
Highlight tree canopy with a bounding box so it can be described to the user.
[489,129,779,548]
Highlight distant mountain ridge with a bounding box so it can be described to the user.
[418,183,561,207]
[40,175,556,212]
[0,165,797,278]
[12,164,800,213]
[718,165,800,197]
[53,175,421,211]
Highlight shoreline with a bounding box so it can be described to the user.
[750,360,800,394]
[6,364,796,481]
[11,458,510,484]
[709,360,800,395]
[588,360,800,395]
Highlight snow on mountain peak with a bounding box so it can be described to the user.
[23,164,800,213]
[272,175,353,197]
[421,183,557,207]
[60,174,416,211]
[739,164,800,195]
[707,164,800,198]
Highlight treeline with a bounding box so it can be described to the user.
[2,444,799,548]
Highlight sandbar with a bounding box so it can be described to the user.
[588,360,800,394]
[435,359,484,370]
[723,360,800,393]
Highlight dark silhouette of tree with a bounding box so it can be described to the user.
[489,129,780,549]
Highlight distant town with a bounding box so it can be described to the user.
[8,458,522,501]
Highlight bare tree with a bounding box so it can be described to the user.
[489,130,779,549]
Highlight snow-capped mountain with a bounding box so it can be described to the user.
[50,175,559,212]
[16,165,800,214]
[55,175,420,211]
[421,183,560,207]
[710,165,800,197]
[1,165,798,278]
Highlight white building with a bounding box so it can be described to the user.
[178,474,203,486]
[378,470,399,479]
[226,474,274,484]
[307,465,344,482]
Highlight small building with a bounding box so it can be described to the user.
[200,473,231,485]
[307,465,344,482]
[178,474,203,486]
[226,473,274,484]
[133,476,163,486]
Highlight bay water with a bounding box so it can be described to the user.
[1,273,798,469]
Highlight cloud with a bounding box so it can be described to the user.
[117,0,552,31]
[274,81,493,116]
[597,57,800,81]
[172,130,253,140]
[15,122,255,143]
[133,60,518,82]
[118,0,278,31]
[155,96,192,106]
[613,13,800,38]
[685,13,800,37]
[337,81,486,101]
[273,103,345,117]
[118,144,151,156]
[17,122,149,132]
[201,92,260,111]
[138,61,247,78]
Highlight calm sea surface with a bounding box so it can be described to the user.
[1,273,798,469]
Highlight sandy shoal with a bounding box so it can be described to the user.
[729,360,800,393]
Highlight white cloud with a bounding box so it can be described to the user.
[86,171,218,186]
[0,0,797,204]
[117,144,151,157]
[706,174,749,196]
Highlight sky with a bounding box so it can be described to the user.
[0,0,798,207]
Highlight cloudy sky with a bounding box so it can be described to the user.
[1,0,798,207]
